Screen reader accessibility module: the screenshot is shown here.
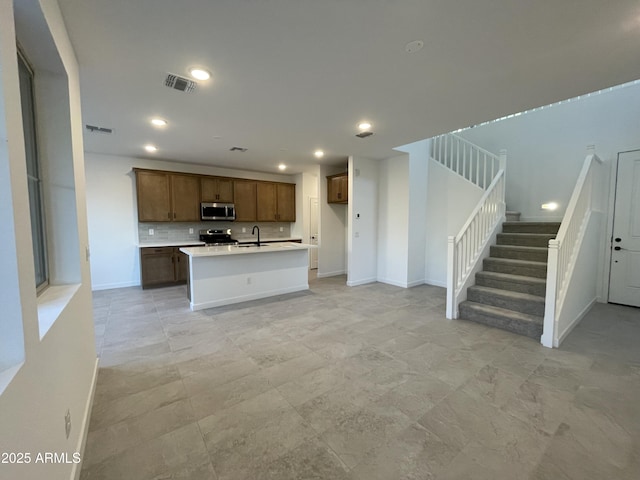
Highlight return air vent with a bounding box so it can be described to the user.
[229,146,248,152]
[355,131,374,138]
[165,73,197,93]
[86,124,113,134]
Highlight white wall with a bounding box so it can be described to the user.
[318,164,347,278]
[424,159,484,286]
[377,155,410,286]
[291,169,319,244]
[85,152,297,290]
[555,212,603,345]
[0,1,96,479]
[347,156,379,286]
[459,82,640,221]
[405,141,429,287]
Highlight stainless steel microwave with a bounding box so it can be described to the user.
[201,202,236,221]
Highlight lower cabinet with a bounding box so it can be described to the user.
[140,246,192,289]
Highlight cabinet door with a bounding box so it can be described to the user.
[217,178,234,202]
[201,177,234,202]
[136,171,171,221]
[171,174,200,221]
[327,174,348,204]
[338,175,348,203]
[234,181,257,221]
[174,250,189,283]
[200,177,219,202]
[256,182,277,221]
[276,183,296,221]
[140,248,175,288]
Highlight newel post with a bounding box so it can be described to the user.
[541,239,559,348]
[446,236,456,319]
[499,149,507,209]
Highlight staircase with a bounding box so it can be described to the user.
[458,220,561,339]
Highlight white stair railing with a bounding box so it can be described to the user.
[431,133,501,190]
[446,152,507,319]
[542,146,602,347]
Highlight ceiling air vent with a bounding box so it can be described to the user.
[355,131,374,138]
[229,146,248,152]
[165,73,197,93]
[86,124,113,134]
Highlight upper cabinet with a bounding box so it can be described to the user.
[134,168,295,223]
[201,177,234,203]
[276,183,296,221]
[327,172,348,204]
[136,170,171,221]
[234,180,257,222]
[135,169,200,222]
[257,182,296,222]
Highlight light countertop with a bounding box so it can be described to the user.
[180,242,314,257]
[236,237,302,244]
[139,241,206,248]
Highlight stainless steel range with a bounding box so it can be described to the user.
[198,229,238,246]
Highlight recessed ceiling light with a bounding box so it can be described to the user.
[151,118,167,127]
[541,202,558,211]
[189,67,211,81]
[405,40,424,54]
[144,144,158,152]
[278,164,287,171]
[314,150,324,158]
[358,122,372,130]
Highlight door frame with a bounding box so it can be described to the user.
[603,149,640,303]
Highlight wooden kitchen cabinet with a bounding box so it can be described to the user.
[256,182,296,222]
[175,250,189,283]
[201,177,234,203]
[136,170,171,221]
[171,174,200,221]
[256,183,277,221]
[327,172,348,204]
[135,169,200,222]
[134,168,296,223]
[276,183,296,221]
[140,246,192,288]
[234,180,258,221]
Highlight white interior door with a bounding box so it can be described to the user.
[309,197,318,269]
[609,150,640,307]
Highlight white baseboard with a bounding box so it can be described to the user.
[424,278,447,288]
[191,284,309,311]
[377,278,408,288]
[72,357,99,480]
[556,297,597,347]
[407,279,426,288]
[91,280,139,291]
[346,277,377,287]
[316,270,346,278]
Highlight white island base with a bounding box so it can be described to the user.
[180,243,312,311]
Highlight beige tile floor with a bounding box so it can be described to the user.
[81,275,640,479]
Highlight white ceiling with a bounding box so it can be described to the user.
[57,0,640,174]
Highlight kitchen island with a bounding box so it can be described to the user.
[180,242,314,311]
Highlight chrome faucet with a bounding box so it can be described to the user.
[252,225,261,246]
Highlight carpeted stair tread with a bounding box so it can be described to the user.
[475,271,546,297]
[497,232,557,247]
[467,285,545,316]
[459,301,543,339]
[483,257,547,278]
[503,221,561,225]
[490,245,549,262]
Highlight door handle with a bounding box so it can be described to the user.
[614,246,622,251]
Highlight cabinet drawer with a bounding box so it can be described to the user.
[141,247,174,255]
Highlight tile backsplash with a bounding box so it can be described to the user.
[138,221,292,244]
